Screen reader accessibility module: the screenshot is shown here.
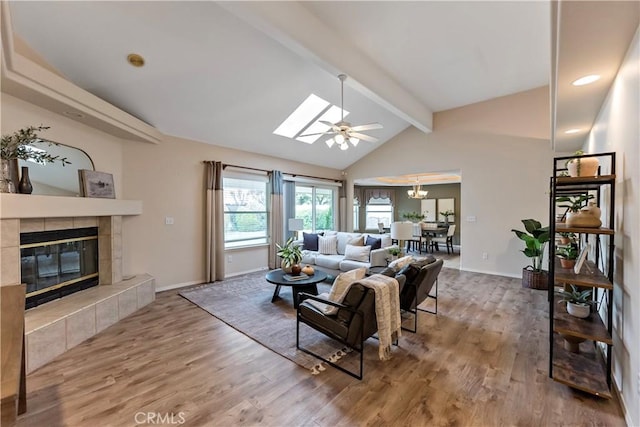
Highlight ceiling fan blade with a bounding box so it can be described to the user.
[350,132,378,143]
[350,123,383,132]
[318,120,339,130]
[298,130,336,138]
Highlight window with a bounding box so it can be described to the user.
[295,185,336,232]
[223,176,268,249]
[365,197,393,230]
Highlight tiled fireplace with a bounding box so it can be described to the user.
[0,195,154,373]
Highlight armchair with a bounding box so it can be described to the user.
[296,283,379,379]
[399,259,443,332]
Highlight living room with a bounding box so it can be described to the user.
[1,1,638,426]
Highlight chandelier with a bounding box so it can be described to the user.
[407,179,428,199]
[326,133,359,151]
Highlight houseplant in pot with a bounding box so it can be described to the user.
[276,237,302,274]
[556,194,599,227]
[556,245,579,269]
[565,150,600,177]
[556,285,593,319]
[511,219,550,290]
[1,125,70,193]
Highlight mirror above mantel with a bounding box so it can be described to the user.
[17,140,94,196]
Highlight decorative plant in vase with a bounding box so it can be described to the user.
[556,194,600,228]
[565,150,600,177]
[558,232,576,245]
[276,237,302,274]
[401,211,423,222]
[1,126,70,193]
[511,219,550,290]
[556,284,594,319]
[439,209,455,224]
[387,246,401,261]
[556,245,579,269]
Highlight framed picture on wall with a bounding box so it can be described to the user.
[421,199,436,222]
[437,198,455,222]
[78,169,116,199]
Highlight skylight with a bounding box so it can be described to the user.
[274,94,348,144]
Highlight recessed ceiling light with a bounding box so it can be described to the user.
[564,128,582,134]
[572,75,600,86]
[127,53,145,67]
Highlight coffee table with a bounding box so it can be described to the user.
[265,269,328,308]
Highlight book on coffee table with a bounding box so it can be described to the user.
[283,273,309,281]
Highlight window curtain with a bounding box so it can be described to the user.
[365,188,395,205]
[338,180,347,231]
[205,161,225,282]
[269,170,284,269]
[283,180,296,240]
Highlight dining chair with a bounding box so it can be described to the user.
[377,222,385,233]
[432,225,456,254]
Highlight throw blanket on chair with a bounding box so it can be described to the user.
[356,274,402,360]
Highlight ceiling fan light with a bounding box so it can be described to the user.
[325,138,335,148]
[349,137,359,147]
[340,143,349,151]
[335,134,345,144]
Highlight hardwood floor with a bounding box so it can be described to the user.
[17,268,625,427]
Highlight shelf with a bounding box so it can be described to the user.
[553,175,616,193]
[552,334,611,399]
[0,194,142,219]
[553,297,612,344]
[555,224,614,235]
[554,261,613,289]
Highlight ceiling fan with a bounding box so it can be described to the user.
[301,74,383,150]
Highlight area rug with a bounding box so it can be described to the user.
[179,271,357,375]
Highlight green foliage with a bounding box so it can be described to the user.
[401,211,423,221]
[511,219,550,272]
[556,285,593,306]
[1,126,70,165]
[276,237,302,267]
[388,247,401,256]
[439,209,454,217]
[556,194,594,212]
[556,245,579,260]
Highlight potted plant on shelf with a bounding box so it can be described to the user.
[565,150,600,177]
[556,284,593,319]
[276,237,302,274]
[511,219,550,290]
[558,232,576,245]
[556,194,601,228]
[556,245,579,269]
[1,125,70,193]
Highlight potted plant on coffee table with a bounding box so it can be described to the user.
[276,237,302,274]
[511,219,550,290]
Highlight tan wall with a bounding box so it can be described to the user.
[347,87,553,277]
[121,134,342,289]
[584,25,639,426]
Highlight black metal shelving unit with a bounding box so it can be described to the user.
[548,152,616,398]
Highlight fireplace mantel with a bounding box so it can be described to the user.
[0,194,142,219]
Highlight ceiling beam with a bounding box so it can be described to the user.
[218,1,433,133]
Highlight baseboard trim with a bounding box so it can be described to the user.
[459,267,521,279]
[156,280,203,292]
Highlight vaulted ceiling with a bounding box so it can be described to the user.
[6,1,551,170]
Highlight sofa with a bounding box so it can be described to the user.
[296,231,398,276]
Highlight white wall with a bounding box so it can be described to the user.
[347,87,554,277]
[584,25,639,426]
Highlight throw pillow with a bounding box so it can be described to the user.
[365,235,382,251]
[324,267,367,314]
[318,235,338,255]
[302,232,319,251]
[388,255,412,272]
[347,235,365,247]
[344,244,372,263]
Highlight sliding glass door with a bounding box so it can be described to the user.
[294,185,336,232]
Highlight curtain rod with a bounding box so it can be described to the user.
[204,161,343,183]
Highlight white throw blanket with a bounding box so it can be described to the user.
[356,274,402,360]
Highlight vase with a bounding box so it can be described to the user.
[281,260,292,274]
[559,258,576,269]
[566,210,602,228]
[583,202,601,222]
[0,159,16,193]
[18,166,33,194]
[567,302,590,319]
[567,156,599,177]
